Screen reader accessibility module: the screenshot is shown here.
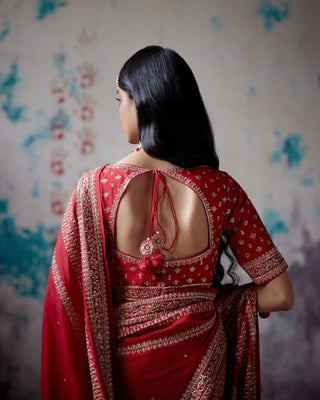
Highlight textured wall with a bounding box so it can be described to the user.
[0,0,319,399]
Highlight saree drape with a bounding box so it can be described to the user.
[41,166,266,399]
[42,168,116,400]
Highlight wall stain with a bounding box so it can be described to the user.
[289,78,295,86]
[256,0,290,31]
[0,14,10,41]
[53,48,66,72]
[210,16,222,32]
[263,208,289,238]
[50,108,71,138]
[0,62,26,123]
[301,176,314,187]
[22,109,70,172]
[270,131,306,169]
[109,0,117,8]
[248,85,257,100]
[52,49,79,99]
[35,0,67,21]
[22,127,51,172]
[31,181,39,198]
[23,128,50,149]
[0,198,56,300]
[0,199,9,214]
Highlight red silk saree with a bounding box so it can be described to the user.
[41,165,287,399]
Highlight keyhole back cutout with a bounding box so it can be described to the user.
[115,171,209,261]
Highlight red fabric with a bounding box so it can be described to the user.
[101,165,287,289]
[42,265,92,399]
[42,165,287,399]
[112,284,259,400]
[42,167,116,400]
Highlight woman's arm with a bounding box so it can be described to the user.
[257,271,294,313]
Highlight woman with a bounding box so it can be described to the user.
[41,46,294,400]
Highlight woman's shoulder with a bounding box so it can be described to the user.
[79,163,129,178]
[177,166,244,196]
[99,163,146,185]
[179,166,232,181]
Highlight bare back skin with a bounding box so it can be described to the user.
[115,149,209,260]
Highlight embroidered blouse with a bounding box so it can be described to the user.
[100,164,287,304]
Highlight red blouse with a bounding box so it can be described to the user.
[100,164,287,302]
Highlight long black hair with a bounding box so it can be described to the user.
[118,45,237,286]
[118,46,219,169]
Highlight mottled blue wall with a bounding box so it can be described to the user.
[1,0,319,399]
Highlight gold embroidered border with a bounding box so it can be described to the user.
[234,288,259,400]
[180,319,226,400]
[61,193,83,293]
[112,284,212,303]
[115,298,199,327]
[117,300,213,339]
[112,163,185,173]
[165,168,215,265]
[115,289,217,324]
[117,315,216,357]
[51,254,85,350]
[77,168,114,400]
[242,247,287,285]
[86,332,105,400]
[105,168,147,250]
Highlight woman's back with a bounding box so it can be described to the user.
[115,167,209,261]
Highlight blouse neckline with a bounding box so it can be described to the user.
[101,164,216,267]
[112,162,203,173]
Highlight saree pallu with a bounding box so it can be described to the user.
[41,167,260,400]
[42,168,116,400]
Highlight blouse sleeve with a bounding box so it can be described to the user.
[223,174,287,285]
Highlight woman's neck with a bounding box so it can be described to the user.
[116,146,179,170]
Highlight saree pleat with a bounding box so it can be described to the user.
[114,287,227,400]
[113,285,259,400]
[216,284,260,399]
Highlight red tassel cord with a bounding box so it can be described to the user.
[138,171,177,270]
